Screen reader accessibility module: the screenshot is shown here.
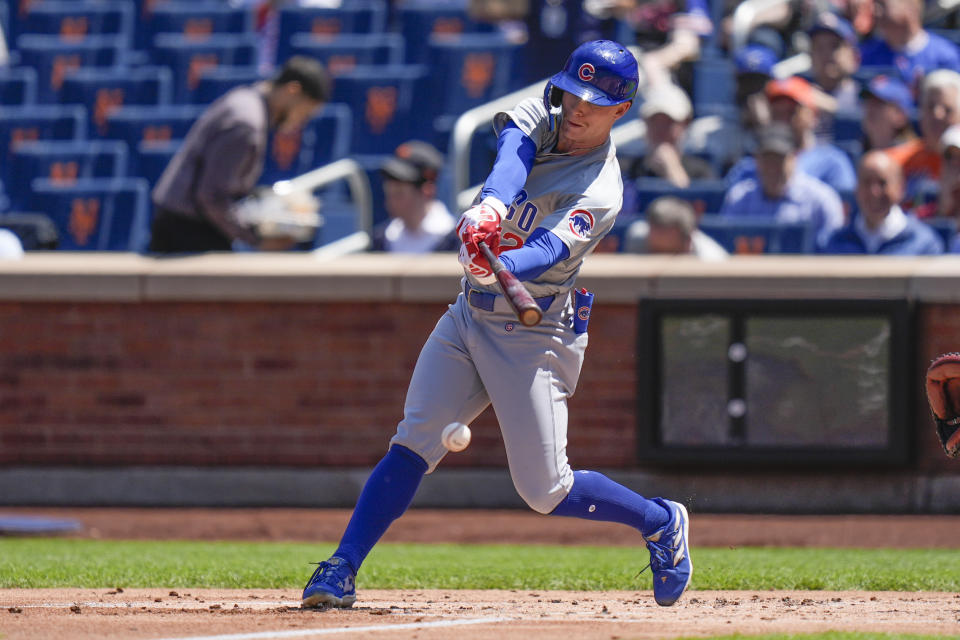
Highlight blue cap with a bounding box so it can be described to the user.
[734,44,778,76]
[548,39,639,106]
[807,12,858,47]
[861,74,915,115]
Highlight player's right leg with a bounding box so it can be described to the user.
[303,300,489,608]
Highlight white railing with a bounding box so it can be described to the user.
[275,158,374,255]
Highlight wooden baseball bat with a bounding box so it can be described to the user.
[477,240,543,327]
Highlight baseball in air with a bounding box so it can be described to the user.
[441,422,472,452]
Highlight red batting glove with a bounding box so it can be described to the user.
[456,198,504,256]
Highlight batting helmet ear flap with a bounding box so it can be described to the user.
[543,82,563,131]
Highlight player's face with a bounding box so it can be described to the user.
[855,153,903,227]
[556,91,631,154]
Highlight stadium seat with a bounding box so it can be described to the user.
[424,33,524,122]
[833,110,862,143]
[397,1,492,65]
[29,177,151,251]
[276,1,388,64]
[331,64,430,154]
[260,103,352,185]
[632,178,728,216]
[692,57,735,110]
[699,215,816,254]
[192,65,264,104]
[135,2,252,51]
[151,33,258,103]
[103,104,203,149]
[0,66,39,106]
[16,34,125,103]
[60,66,174,134]
[133,138,181,189]
[0,212,61,250]
[285,32,404,74]
[925,216,958,248]
[13,1,134,47]
[0,105,87,172]
[7,140,129,210]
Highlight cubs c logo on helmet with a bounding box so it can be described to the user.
[568,210,595,239]
[578,63,595,81]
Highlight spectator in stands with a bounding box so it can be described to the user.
[861,74,917,151]
[623,196,728,260]
[914,123,960,219]
[821,150,943,254]
[720,122,845,250]
[726,76,857,194]
[859,0,960,89]
[629,83,715,187]
[371,140,457,253]
[808,12,862,113]
[686,43,778,174]
[149,56,330,253]
[885,69,960,200]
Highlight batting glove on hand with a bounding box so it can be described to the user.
[456,197,504,256]
[458,241,497,286]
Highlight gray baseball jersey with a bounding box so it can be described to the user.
[390,96,624,514]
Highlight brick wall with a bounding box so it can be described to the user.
[1,300,956,473]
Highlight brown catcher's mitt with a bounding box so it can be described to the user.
[925,353,960,458]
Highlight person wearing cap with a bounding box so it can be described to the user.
[861,74,917,152]
[629,83,715,187]
[685,43,779,174]
[623,196,728,260]
[885,69,960,200]
[719,122,845,251]
[371,141,457,253]
[807,12,862,114]
[859,0,960,89]
[150,56,330,253]
[821,150,943,254]
[725,76,857,194]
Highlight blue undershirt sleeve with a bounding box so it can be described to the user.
[480,121,536,206]
[499,228,570,281]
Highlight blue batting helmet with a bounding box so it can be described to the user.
[545,40,639,110]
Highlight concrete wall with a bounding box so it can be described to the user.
[2,253,960,512]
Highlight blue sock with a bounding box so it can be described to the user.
[549,470,670,538]
[333,444,428,572]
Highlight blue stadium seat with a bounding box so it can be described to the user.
[833,110,862,143]
[133,138,181,188]
[331,64,430,154]
[397,1,492,65]
[192,65,264,104]
[16,34,125,102]
[260,103,352,184]
[151,33,258,103]
[276,1,388,64]
[0,66,38,105]
[699,215,816,254]
[0,105,87,172]
[285,32,404,73]
[13,1,134,47]
[425,33,523,121]
[692,57,735,110]
[60,66,174,134]
[7,140,129,210]
[135,2,252,51]
[103,104,204,150]
[633,178,728,216]
[29,177,151,251]
[925,216,958,248]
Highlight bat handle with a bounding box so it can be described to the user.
[477,240,500,272]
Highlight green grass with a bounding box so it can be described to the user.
[2,539,960,591]
[682,635,956,640]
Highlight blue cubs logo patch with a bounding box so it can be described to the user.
[577,306,590,321]
[568,209,594,239]
[504,322,515,332]
[578,63,595,81]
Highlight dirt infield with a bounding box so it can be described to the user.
[2,508,960,639]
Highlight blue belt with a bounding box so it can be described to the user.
[464,283,556,313]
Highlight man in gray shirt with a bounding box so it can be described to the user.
[149,56,330,253]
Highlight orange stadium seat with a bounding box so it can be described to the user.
[60,66,174,134]
[8,140,129,210]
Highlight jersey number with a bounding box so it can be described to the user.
[504,190,538,233]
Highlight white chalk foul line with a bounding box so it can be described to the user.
[146,615,510,640]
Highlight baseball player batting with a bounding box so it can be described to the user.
[302,40,691,609]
